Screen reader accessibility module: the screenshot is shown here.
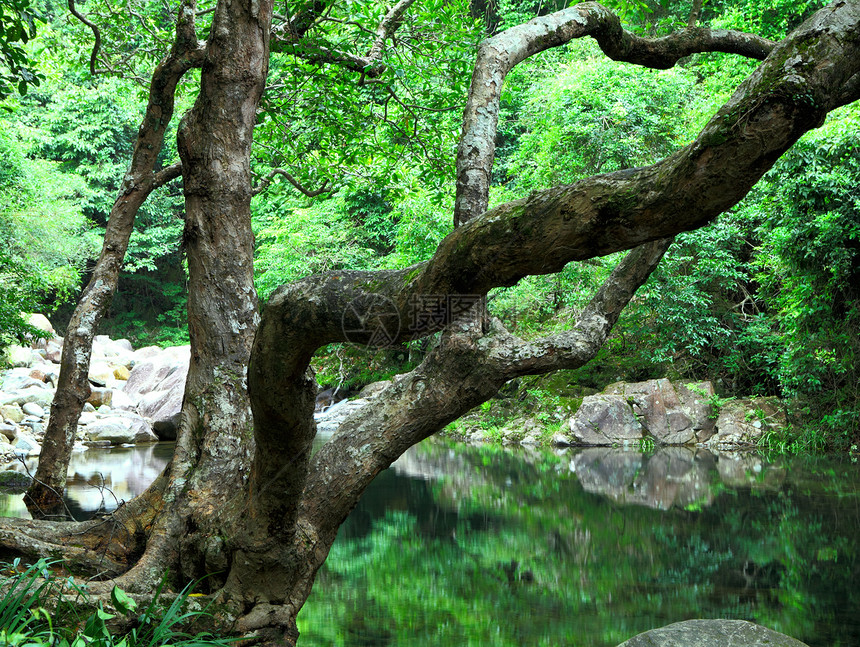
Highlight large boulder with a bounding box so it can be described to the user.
[84,414,158,445]
[2,368,50,392]
[124,346,190,440]
[25,313,55,338]
[560,395,645,446]
[1,403,25,423]
[4,345,42,368]
[706,396,786,448]
[617,619,808,647]
[602,379,716,444]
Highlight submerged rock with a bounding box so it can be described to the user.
[617,619,808,647]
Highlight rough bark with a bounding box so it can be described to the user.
[455,1,776,225]
[25,2,204,514]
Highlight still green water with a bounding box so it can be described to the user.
[299,440,860,647]
[1,440,858,646]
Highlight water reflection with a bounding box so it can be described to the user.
[0,443,173,520]
[568,447,785,510]
[301,440,860,647]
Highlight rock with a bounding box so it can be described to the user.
[113,366,131,380]
[314,398,371,434]
[28,369,48,383]
[25,313,55,337]
[5,345,41,368]
[0,422,17,440]
[616,619,808,647]
[109,389,136,411]
[88,361,117,387]
[125,347,190,440]
[602,379,716,444]
[84,414,158,445]
[358,380,392,399]
[45,341,63,363]
[1,403,25,423]
[564,395,645,446]
[21,421,43,436]
[21,402,44,417]
[83,402,96,413]
[97,405,112,414]
[14,430,40,454]
[706,397,785,448]
[7,390,54,408]
[0,469,33,491]
[2,368,49,392]
[87,387,114,407]
[78,412,99,426]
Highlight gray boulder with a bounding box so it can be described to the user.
[21,402,44,417]
[124,346,190,440]
[602,379,716,444]
[14,430,40,455]
[84,414,158,445]
[707,397,786,448]
[563,395,645,446]
[617,619,808,647]
[2,368,50,392]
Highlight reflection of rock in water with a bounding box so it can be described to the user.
[59,444,171,520]
[570,448,783,510]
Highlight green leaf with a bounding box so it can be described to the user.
[111,585,137,614]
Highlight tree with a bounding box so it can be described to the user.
[3,0,859,644]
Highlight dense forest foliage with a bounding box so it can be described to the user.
[0,0,857,448]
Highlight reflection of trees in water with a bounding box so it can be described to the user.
[301,440,860,647]
[0,444,173,521]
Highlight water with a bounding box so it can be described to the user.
[299,440,860,647]
[0,443,173,520]
[2,440,859,646]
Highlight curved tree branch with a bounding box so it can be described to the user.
[454,1,777,226]
[68,0,103,75]
[242,0,860,582]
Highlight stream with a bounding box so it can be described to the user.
[2,439,859,646]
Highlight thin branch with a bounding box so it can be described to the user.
[68,0,103,76]
[252,168,332,197]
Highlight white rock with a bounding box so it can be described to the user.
[21,402,44,417]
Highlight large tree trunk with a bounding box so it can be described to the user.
[25,4,203,515]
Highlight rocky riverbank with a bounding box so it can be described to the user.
[2,314,788,471]
[1,315,189,468]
